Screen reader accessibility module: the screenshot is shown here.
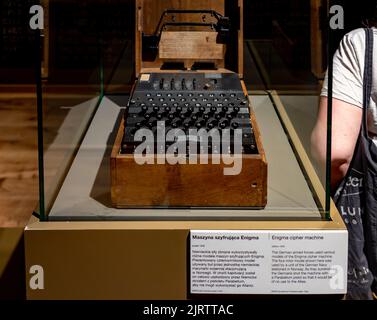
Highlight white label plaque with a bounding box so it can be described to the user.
[190,230,348,295]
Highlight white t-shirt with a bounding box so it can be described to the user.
[321,28,377,137]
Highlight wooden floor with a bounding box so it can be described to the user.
[0,85,104,227]
[0,90,38,227]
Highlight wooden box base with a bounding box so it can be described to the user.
[111,92,267,208]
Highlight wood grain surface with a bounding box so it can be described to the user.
[0,93,38,227]
[0,87,98,227]
[139,0,224,35]
[136,0,243,75]
[159,31,225,60]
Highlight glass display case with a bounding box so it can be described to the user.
[24,0,349,300]
[34,0,333,222]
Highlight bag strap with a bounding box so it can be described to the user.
[363,28,374,137]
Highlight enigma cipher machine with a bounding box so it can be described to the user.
[111,0,267,208]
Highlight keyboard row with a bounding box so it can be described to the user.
[130,92,248,106]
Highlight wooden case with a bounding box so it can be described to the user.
[135,0,244,77]
[111,0,268,208]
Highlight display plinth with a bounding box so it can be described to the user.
[25,212,346,300]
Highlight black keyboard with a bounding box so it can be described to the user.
[121,73,258,155]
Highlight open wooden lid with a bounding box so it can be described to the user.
[135,0,244,78]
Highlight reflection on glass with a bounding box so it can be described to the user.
[32,0,340,221]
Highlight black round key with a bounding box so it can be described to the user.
[136,122,143,129]
[176,106,183,113]
[165,106,171,112]
[180,113,186,120]
[240,100,247,106]
[194,111,203,119]
[215,112,224,120]
[232,122,239,129]
[195,109,203,117]
[156,113,164,120]
[233,106,240,113]
[144,112,152,120]
[172,120,182,129]
[219,120,229,129]
[222,106,229,113]
[207,119,218,130]
[203,112,211,120]
[191,114,198,122]
[173,103,179,108]
[187,106,194,113]
[211,106,217,113]
[141,105,148,113]
[227,113,234,120]
[183,120,191,130]
[153,106,159,112]
[148,118,157,128]
[196,121,205,129]
[199,106,206,113]
[168,113,175,120]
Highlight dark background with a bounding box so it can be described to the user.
[1,0,377,86]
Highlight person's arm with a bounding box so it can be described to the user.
[311,96,362,189]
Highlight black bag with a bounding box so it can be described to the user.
[333,28,377,300]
